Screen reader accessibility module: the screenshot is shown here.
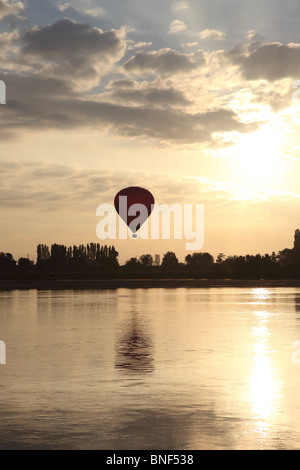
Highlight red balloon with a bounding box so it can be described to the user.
[114,186,155,236]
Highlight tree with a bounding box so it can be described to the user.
[0,252,16,268]
[294,229,300,251]
[109,246,119,262]
[185,252,214,271]
[139,254,153,267]
[161,251,179,270]
[99,245,119,270]
[216,253,226,264]
[18,257,34,268]
[37,244,50,265]
[50,244,67,268]
[124,257,142,271]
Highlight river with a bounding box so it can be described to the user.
[0,287,300,449]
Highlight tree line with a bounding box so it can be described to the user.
[2,231,300,279]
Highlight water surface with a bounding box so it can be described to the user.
[1,287,300,449]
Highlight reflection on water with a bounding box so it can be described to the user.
[1,287,300,449]
[248,289,282,441]
[115,311,154,373]
[251,288,271,303]
[250,320,280,421]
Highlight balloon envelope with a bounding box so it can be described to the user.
[114,186,155,234]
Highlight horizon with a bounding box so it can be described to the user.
[3,226,299,266]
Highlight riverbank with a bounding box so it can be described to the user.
[1,278,300,291]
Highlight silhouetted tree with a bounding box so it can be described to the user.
[6,229,300,280]
[18,257,34,268]
[216,253,226,264]
[260,253,280,279]
[51,244,68,268]
[36,244,50,265]
[295,229,300,251]
[161,251,179,270]
[0,252,16,268]
[185,252,214,271]
[140,254,153,267]
[99,245,119,270]
[109,246,119,262]
[124,257,142,271]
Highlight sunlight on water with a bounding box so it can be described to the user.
[0,287,300,449]
[246,290,285,447]
[251,288,272,303]
[250,341,277,419]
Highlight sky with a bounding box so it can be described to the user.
[1,0,300,263]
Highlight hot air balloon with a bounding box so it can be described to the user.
[114,186,155,238]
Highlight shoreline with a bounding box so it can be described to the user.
[1,278,300,291]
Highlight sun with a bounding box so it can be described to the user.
[233,122,285,188]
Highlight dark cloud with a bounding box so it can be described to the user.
[5,73,77,100]
[22,18,122,58]
[20,18,126,83]
[124,48,205,74]
[1,72,257,144]
[229,42,300,81]
[0,17,260,146]
[106,80,191,107]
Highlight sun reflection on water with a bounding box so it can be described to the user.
[248,289,283,432]
[251,288,271,303]
[250,340,274,419]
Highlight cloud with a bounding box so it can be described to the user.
[247,80,293,112]
[0,0,25,19]
[57,0,106,17]
[132,41,152,49]
[0,29,19,60]
[82,7,107,18]
[0,17,264,147]
[127,40,153,52]
[56,1,70,11]
[21,18,120,58]
[171,1,190,12]
[169,19,187,34]
[199,29,226,41]
[246,29,260,41]
[20,18,126,86]
[0,160,84,210]
[183,41,199,48]
[229,42,300,81]
[124,48,205,75]
[0,72,258,145]
[105,79,191,107]
[1,157,300,220]
[4,73,78,101]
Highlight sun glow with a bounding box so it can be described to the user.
[233,122,285,188]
